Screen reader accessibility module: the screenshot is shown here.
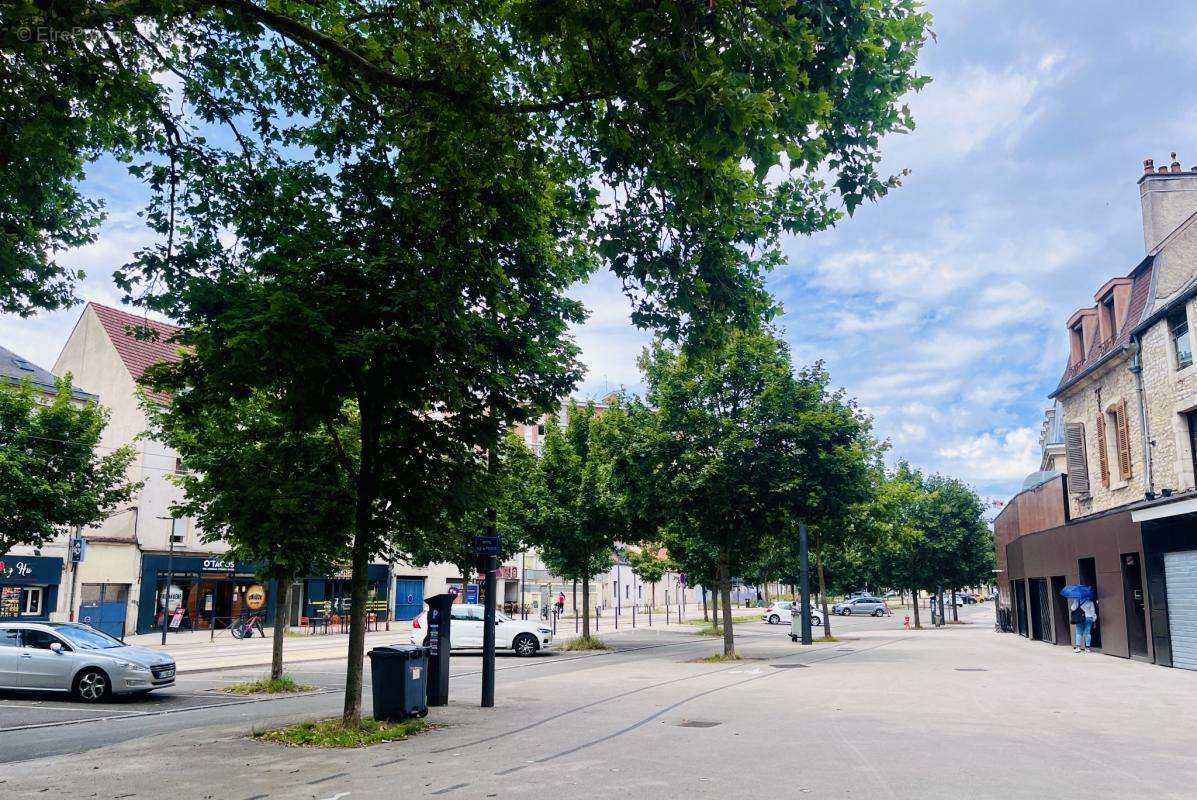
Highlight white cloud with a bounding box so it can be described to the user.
[937,427,1040,483]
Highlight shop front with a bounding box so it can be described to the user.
[0,555,63,622]
[136,554,277,634]
[301,564,390,622]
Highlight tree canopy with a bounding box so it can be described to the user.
[0,377,136,556]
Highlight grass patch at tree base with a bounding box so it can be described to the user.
[812,635,838,643]
[253,716,429,747]
[222,675,317,695]
[691,653,742,663]
[688,614,758,626]
[559,635,609,651]
[693,625,725,637]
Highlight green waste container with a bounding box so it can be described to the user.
[367,645,429,721]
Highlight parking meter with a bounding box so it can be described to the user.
[424,593,455,706]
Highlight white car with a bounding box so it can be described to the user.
[761,601,824,627]
[410,604,554,657]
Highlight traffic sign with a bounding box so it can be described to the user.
[472,535,501,556]
[69,536,87,563]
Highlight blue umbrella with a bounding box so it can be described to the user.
[1059,584,1094,601]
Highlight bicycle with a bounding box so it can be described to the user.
[230,612,266,639]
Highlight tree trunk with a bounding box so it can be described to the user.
[816,545,831,640]
[582,578,591,639]
[341,526,372,727]
[271,576,291,681]
[951,589,959,623]
[911,588,922,629]
[702,587,709,622]
[719,553,735,656]
[711,586,719,628]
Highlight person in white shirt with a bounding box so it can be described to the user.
[1069,597,1097,652]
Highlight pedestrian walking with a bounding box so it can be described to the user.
[556,591,565,616]
[1070,596,1097,652]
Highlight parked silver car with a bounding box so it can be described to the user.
[832,597,890,616]
[0,622,176,701]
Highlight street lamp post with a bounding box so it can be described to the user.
[520,550,527,620]
[159,517,182,646]
[798,521,812,645]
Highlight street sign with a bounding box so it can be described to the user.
[473,535,501,556]
[69,536,86,563]
[465,584,479,604]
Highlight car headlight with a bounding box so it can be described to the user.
[118,661,150,672]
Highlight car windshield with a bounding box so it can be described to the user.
[52,625,124,650]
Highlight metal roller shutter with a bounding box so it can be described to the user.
[1164,551,1197,670]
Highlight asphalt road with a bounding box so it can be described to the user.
[8,605,1191,800]
[0,612,903,763]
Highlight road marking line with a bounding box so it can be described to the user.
[0,704,132,714]
[430,783,468,795]
[308,772,349,785]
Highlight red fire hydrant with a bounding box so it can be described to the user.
[904,615,911,630]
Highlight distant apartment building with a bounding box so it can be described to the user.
[996,155,1197,669]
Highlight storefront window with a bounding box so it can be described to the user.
[0,586,43,616]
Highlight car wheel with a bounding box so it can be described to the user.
[513,633,539,657]
[422,636,430,647]
[74,668,112,703]
[768,614,780,625]
[841,608,852,616]
[872,609,884,617]
[811,616,822,627]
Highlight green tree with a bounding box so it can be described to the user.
[0,377,137,557]
[78,1,931,729]
[920,474,993,623]
[5,1,930,336]
[527,402,626,640]
[627,544,670,614]
[630,332,875,656]
[147,390,352,680]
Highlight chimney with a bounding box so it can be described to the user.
[1139,151,1197,252]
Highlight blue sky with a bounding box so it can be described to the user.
[5,1,1197,503]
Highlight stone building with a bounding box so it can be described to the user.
[998,155,1197,669]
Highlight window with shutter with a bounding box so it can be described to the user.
[1096,413,1110,487]
[1116,400,1133,480]
[1065,422,1090,494]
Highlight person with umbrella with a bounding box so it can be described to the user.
[1061,584,1097,652]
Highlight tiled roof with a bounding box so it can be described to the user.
[1052,257,1154,396]
[89,303,182,401]
[0,344,95,401]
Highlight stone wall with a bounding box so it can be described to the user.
[1059,354,1146,518]
[1138,294,1197,495]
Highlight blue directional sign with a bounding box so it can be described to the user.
[472,535,501,557]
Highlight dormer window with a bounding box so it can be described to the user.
[1069,323,1086,366]
[1098,294,1117,346]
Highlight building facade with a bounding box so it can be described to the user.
[999,155,1197,669]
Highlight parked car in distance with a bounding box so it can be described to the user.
[410,604,554,656]
[761,602,824,627]
[832,597,889,616]
[959,593,979,605]
[0,622,176,702]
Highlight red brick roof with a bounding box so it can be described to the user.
[89,303,182,401]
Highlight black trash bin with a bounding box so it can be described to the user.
[367,645,429,721]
